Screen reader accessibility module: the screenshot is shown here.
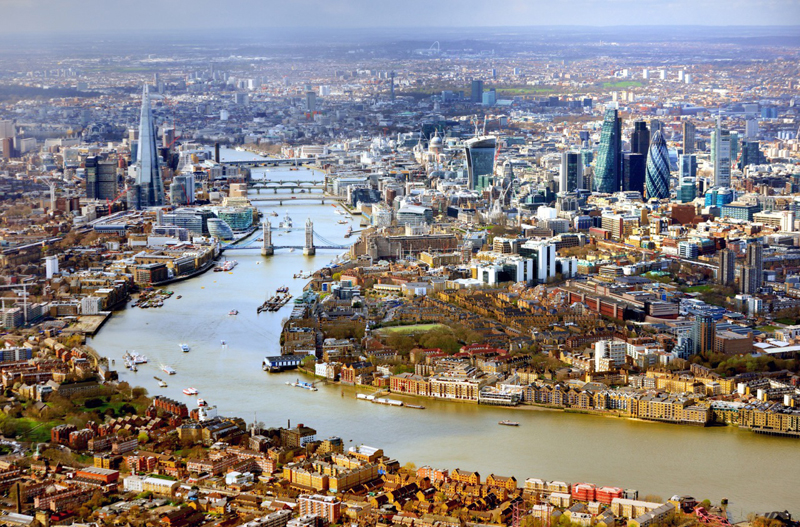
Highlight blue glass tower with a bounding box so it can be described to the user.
[645,130,670,200]
[594,109,621,193]
[464,136,496,192]
[128,85,165,210]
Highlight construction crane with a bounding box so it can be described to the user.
[0,283,32,325]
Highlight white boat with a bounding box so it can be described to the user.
[197,398,207,407]
[162,365,176,375]
[129,352,148,364]
[229,310,239,316]
[158,380,168,388]
[179,343,190,353]
[183,387,198,396]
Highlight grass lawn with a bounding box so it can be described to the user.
[775,318,797,325]
[13,418,59,443]
[756,325,779,333]
[377,324,448,335]
[603,80,643,89]
[683,285,713,293]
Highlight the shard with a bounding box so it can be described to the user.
[128,85,164,209]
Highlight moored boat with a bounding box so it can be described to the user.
[180,343,190,353]
[162,365,176,375]
[183,387,198,396]
[499,420,519,427]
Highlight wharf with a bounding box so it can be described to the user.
[63,313,112,336]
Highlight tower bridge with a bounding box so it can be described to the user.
[221,219,349,253]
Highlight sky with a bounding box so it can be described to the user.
[3,0,800,33]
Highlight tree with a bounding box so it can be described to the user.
[138,432,149,444]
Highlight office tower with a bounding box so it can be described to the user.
[85,156,118,201]
[677,179,697,203]
[642,69,649,79]
[645,130,670,200]
[745,119,759,139]
[470,80,484,103]
[482,88,496,106]
[650,119,663,135]
[712,119,732,187]
[741,242,763,294]
[390,72,395,101]
[739,140,764,169]
[306,91,317,112]
[622,153,646,194]
[594,109,621,193]
[559,152,583,193]
[631,121,650,155]
[127,85,164,210]
[234,92,249,106]
[0,120,15,139]
[692,314,716,355]
[0,138,12,160]
[679,154,697,178]
[718,249,735,286]
[170,174,195,205]
[682,121,696,154]
[464,136,496,192]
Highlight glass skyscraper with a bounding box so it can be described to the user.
[594,109,621,193]
[631,120,650,155]
[645,130,670,199]
[559,152,583,193]
[128,85,165,210]
[622,153,645,194]
[712,119,732,188]
[464,136,496,192]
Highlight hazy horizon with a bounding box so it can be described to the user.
[4,0,800,34]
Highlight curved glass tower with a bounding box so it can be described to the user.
[645,130,671,199]
[594,109,621,193]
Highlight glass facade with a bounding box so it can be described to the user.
[623,153,645,194]
[207,218,234,241]
[217,207,254,231]
[594,109,621,193]
[464,136,496,192]
[645,130,670,199]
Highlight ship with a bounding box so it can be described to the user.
[197,398,207,407]
[498,420,519,427]
[183,387,199,396]
[162,365,176,375]
[180,343,190,353]
[344,226,353,238]
[229,309,239,316]
[279,212,293,229]
[337,219,348,224]
[286,380,318,391]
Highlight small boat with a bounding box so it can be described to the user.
[183,387,198,396]
[197,398,207,407]
[180,343,190,353]
[499,420,519,427]
[221,340,226,346]
[131,364,138,372]
[229,309,239,316]
[159,380,168,388]
[162,365,176,375]
[176,295,182,299]
[337,220,347,224]
[405,404,426,410]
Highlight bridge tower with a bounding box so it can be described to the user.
[261,219,273,256]
[303,217,316,256]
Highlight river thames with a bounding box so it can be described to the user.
[90,151,799,517]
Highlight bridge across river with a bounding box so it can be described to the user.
[222,222,349,253]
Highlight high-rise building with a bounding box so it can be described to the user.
[0,120,14,139]
[739,140,766,169]
[169,174,196,205]
[631,121,650,155]
[645,130,670,200]
[745,119,759,139]
[594,109,621,193]
[682,121,696,154]
[559,152,583,193]
[718,249,736,286]
[127,85,164,210]
[470,80,484,104]
[692,314,716,355]
[741,242,763,294]
[306,91,317,112]
[712,119,732,188]
[679,154,697,179]
[85,156,118,201]
[464,136,496,192]
[649,119,663,135]
[622,153,645,194]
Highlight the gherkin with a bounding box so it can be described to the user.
[645,130,670,199]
